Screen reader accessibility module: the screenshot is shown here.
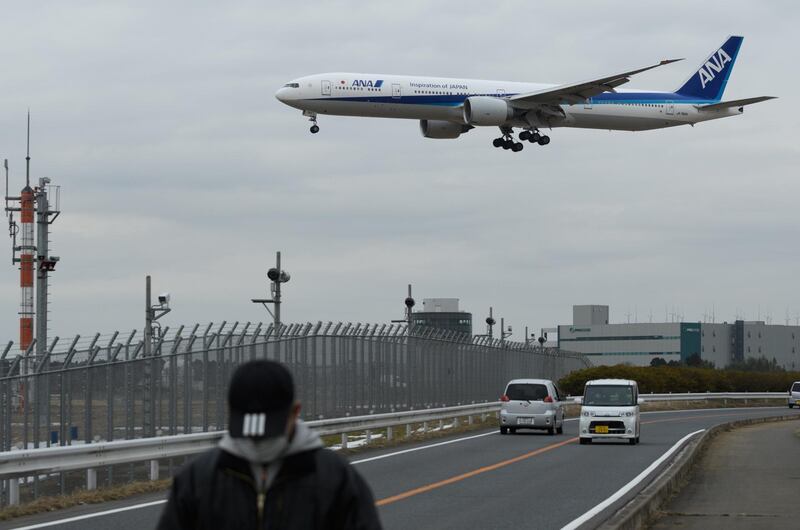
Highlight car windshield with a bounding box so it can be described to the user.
[583,385,635,406]
[792,383,800,392]
[506,383,548,401]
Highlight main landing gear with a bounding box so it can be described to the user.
[492,128,551,152]
[492,128,524,152]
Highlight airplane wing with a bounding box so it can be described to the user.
[696,96,777,111]
[509,59,684,108]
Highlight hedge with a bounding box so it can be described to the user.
[558,364,800,396]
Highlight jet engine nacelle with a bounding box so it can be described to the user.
[462,96,513,126]
[419,119,467,139]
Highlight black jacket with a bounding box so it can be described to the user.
[157,447,382,529]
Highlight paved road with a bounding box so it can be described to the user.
[4,407,797,530]
[650,418,800,529]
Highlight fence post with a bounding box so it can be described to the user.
[87,468,97,490]
[8,478,19,506]
[150,460,159,481]
[341,432,348,449]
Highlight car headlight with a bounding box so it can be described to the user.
[582,411,589,417]
[625,412,633,417]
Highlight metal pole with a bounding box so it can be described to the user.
[143,276,153,437]
[275,252,281,339]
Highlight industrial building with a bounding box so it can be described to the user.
[557,305,800,370]
[412,298,472,336]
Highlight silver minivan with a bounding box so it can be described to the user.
[499,379,565,435]
[789,381,800,408]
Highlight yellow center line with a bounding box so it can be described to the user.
[375,437,578,506]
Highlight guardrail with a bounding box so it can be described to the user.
[0,392,789,506]
[0,402,501,505]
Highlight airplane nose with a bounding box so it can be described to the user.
[275,87,288,102]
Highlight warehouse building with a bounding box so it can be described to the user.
[557,305,800,370]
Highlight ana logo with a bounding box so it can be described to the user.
[352,79,384,88]
[697,48,732,89]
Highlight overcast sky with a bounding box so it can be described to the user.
[0,1,798,346]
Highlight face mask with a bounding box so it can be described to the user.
[234,435,289,463]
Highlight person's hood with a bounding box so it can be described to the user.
[219,419,323,464]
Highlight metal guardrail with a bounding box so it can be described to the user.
[0,401,501,505]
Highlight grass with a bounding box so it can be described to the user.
[0,398,787,520]
[0,479,171,521]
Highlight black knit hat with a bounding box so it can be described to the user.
[227,360,295,439]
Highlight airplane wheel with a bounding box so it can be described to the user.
[512,142,524,152]
[502,140,513,150]
[531,133,540,143]
[538,135,550,145]
[310,125,320,134]
[519,130,531,141]
[492,138,503,148]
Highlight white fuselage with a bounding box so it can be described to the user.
[275,73,741,133]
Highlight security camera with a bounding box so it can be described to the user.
[158,292,171,306]
[486,317,495,326]
[404,297,415,308]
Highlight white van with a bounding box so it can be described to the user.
[789,381,800,408]
[579,379,641,445]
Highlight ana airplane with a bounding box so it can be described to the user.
[275,36,774,152]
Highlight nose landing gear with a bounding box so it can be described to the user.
[304,111,320,134]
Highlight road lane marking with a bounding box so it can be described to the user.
[375,437,578,506]
[11,500,168,530]
[560,429,705,530]
[351,430,499,465]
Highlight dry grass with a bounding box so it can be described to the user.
[0,479,171,521]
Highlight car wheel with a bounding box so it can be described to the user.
[635,436,640,445]
[579,437,591,445]
[500,427,508,435]
[510,427,517,434]
[629,438,637,445]
[790,403,795,409]
[556,424,564,435]
[547,426,555,435]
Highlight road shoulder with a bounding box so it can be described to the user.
[649,418,800,529]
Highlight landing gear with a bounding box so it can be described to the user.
[305,111,320,134]
[493,127,523,153]
[521,128,550,145]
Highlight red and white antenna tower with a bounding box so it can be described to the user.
[5,112,61,354]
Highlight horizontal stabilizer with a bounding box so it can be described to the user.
[697,96,776,111]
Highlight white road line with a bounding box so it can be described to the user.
[11,500,168,530]
[351,430,499,464]
[560,428,705,530]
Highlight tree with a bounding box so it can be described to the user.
[650,357,667,367]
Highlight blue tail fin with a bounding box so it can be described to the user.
[674,36,743,101]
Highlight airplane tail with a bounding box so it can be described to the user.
[674,36,743,101]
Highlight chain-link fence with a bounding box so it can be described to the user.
[0,321,589,505]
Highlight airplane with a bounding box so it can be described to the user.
[275,36,775,152]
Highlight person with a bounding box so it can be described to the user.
[157,360,382,529]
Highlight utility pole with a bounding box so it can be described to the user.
[252,251,290,338]
[391,284,415,335]
[143,275,171,437]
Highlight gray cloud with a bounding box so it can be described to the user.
[1,1,798,345]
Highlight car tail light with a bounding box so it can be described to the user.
[500,395,510,402]
[543,396,553,403]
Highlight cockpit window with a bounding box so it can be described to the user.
[284,83,300,88]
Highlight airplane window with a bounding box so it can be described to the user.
[283,83,300,88]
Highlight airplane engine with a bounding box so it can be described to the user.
[419,120,468,139]
[462,96,513,126]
